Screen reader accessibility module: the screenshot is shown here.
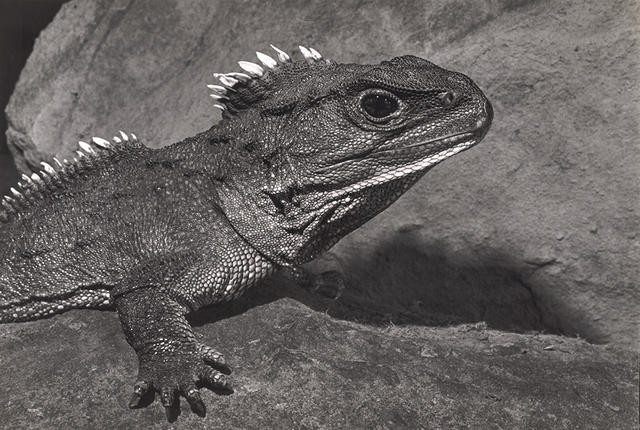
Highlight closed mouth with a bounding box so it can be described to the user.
[324,135,478,199]
[379,131,476,154]
[316,130,477,175]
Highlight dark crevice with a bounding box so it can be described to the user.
[0,0,69,195]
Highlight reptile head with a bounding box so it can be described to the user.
[213,46,492,264]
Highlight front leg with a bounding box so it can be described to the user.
[114,288,231,419]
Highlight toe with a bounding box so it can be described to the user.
[160,386,181,422]
[160,386,177,408]
[183,385,206,417]
[199,344,231,373]
[200,367,233,391]
[128,381,151,409]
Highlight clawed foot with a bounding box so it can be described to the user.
[128,341,232,420]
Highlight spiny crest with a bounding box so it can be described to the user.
[0,131,140,223]
[207,44,330,115]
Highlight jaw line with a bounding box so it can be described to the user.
[327,136,477,199]
[316,131,476,174]
[379,131,475,153]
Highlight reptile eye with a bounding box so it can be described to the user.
[361,93,399,119]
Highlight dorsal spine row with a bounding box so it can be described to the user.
[1,44,326,222]
[0,131,140,223]
[207,44,327,112]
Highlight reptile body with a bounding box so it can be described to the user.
[0,45,492,417]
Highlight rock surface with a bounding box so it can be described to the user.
[5,0,639,347]
[1,0,639,427]
[0,282,637,428]
[0,0,66,198]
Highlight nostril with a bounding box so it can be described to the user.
[439,91,456,107]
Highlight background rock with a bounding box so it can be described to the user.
[6,0,639,346]
[0,283,637,428]
[0,0,65,198]
[1,0,639,427]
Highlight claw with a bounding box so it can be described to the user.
[128,381,150,409]
[128,394,141,409]
[165,404,180,422]
[184,386,206,417]
[201,367,232,391]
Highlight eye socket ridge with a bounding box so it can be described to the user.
[358,89,402,122]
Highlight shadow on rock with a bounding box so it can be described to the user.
[191,233,597,340]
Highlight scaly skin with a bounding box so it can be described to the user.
[0,45,492,418]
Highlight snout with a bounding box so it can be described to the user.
[472,98,493,140]
[484,99,493,125]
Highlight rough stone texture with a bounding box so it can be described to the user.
[0,0,67,198]
[0,282,638,428]
[1,0,639,427]
[5,0,639,347]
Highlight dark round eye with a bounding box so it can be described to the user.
[361,93,399,118]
